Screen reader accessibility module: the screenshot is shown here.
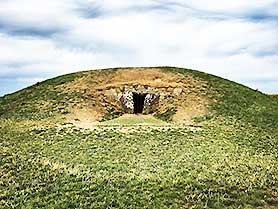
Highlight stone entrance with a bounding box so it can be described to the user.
[133,93,146,114]
[104,84,183,115]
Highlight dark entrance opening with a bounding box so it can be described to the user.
[133,93,146,114]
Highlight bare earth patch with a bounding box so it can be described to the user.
[57,67,214,125]
[65,107,100,129]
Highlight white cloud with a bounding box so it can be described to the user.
[0,0,277,95]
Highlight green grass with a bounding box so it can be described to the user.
[154,107,177,122]
[0,118,277,208]
[0,68,119,121]
[163,67,278,131]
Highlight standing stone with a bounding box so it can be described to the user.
[122,91,134,113]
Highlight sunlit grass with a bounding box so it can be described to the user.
[1,118,277,208]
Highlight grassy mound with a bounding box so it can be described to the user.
[0,67,277,126]
[0,67,278,208]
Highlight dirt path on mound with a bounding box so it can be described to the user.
[63,113,203,133]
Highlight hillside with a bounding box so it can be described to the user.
[0,67,277,126]
[0,67,278,208]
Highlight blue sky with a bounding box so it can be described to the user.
[0,0,277,96]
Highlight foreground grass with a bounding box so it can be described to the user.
[1,118,277,208]
[101,114,168,126]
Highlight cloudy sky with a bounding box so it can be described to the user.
[0,0,277,96]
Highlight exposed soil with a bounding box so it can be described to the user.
[172,95,210,124]
[65,107,100,129]
[60,67,212,126]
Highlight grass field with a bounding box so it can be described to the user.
[0,67,278,208]
[1,117,277,208]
